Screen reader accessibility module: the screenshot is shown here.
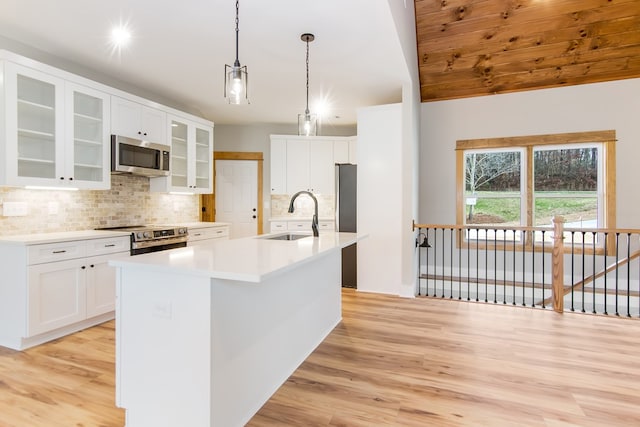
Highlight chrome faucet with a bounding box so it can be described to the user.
[288,190,319,237]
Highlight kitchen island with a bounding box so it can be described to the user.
[110,232,359,427]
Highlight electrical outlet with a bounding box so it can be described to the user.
[3,202,28,216]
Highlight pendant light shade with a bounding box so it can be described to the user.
[224,0,248,104]
[298,33,317,136]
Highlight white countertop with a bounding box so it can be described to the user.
[0,230,132,245]
[269,217,335,222]
[110,232,360,283]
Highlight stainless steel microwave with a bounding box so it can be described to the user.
[111,135,170,177]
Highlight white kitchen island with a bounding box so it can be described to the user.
[110,232,359,427]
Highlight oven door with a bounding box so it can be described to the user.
[131,241,187,256]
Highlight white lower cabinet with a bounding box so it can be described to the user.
[269,219,334,233]
[0,234,130,350]
[187,225,230,246]
[27,258,86,336]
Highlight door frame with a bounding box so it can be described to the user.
[200,151,264,235]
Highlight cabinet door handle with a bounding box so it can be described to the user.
[104,244,116,247]
[90,264,95,268]
[81,266,86,269]
[52,250,67,254]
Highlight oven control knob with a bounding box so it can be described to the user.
[179,228,187,234]
[144,231,151,238]
[136,232,144,239]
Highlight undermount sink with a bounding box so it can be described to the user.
[260,233,312,241]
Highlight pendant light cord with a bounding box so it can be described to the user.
[234,0,240,67]
[305,37,310,114]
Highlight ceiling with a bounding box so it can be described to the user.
[3,1,638,128]
[0,0,407,126]
[416,0,640,101]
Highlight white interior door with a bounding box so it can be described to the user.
[215,160,258,239]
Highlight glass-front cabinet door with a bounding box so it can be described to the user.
[4,62,65,186]
[3,62,110,189]
[170,119,189,189]
[151,116,212,193]
[66,83,110,189]
[194,125,212,191]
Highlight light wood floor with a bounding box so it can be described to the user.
[1,290,640,426]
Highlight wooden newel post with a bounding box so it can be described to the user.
[551,216,565,313]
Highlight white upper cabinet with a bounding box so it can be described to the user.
[270,135,355,195]
[111,96,166,144]
[270,137,287,194]
[334,137,357,165]
[150,115,213,193]
[285,137,334,195]
[1,61,110,189]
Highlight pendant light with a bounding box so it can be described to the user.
[298,33,317,136]
[224,0,248,104]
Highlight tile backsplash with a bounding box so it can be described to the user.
[0,174,199,236]
[270,194,335,219]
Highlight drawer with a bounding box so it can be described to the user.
[319,221,335,231]
[189,226,229,242]
[270,221,287,233]
[28,241,86,265]
[86,236,131,256]
[287,221,312,231]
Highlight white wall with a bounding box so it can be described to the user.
[357,104,404,295]
[420,78,640,227]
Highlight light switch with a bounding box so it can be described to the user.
[3,202,28,216]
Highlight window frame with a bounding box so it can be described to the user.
[455,130,616,252]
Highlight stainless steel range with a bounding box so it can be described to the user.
[97,225,188,255]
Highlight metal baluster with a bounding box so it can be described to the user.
[522,231,526,307]
[458,229,462,300]
[570,231,575,312]
[432,228,437,297]
[615,232,619,316]
[418,227,423,296]
[532,232,536,308]
[603,232,608,315]
[450,228,454,299]
[503,229,507,304]
[441,228,445,298]
[592,231,597,314]
[542,230,546,309]
[484,228,488,303]
[494,230,497,304]
[467,228,471,301]
[512,230,517,305]
[476,229,480,302]
[628,233,632,318]
[581,231,586,313]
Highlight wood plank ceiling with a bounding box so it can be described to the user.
[415,0,640,101]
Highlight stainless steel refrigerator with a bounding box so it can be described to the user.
[335,163,357,288]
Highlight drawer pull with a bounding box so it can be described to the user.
[104,244,116,247]
[52,250,67,254]
[194,233,202,237]
[216,231,223,234]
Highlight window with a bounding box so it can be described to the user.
[456,131,616,247]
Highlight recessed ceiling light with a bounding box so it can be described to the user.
[111,25,131,47]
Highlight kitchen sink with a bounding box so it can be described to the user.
[260,233,312,241]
